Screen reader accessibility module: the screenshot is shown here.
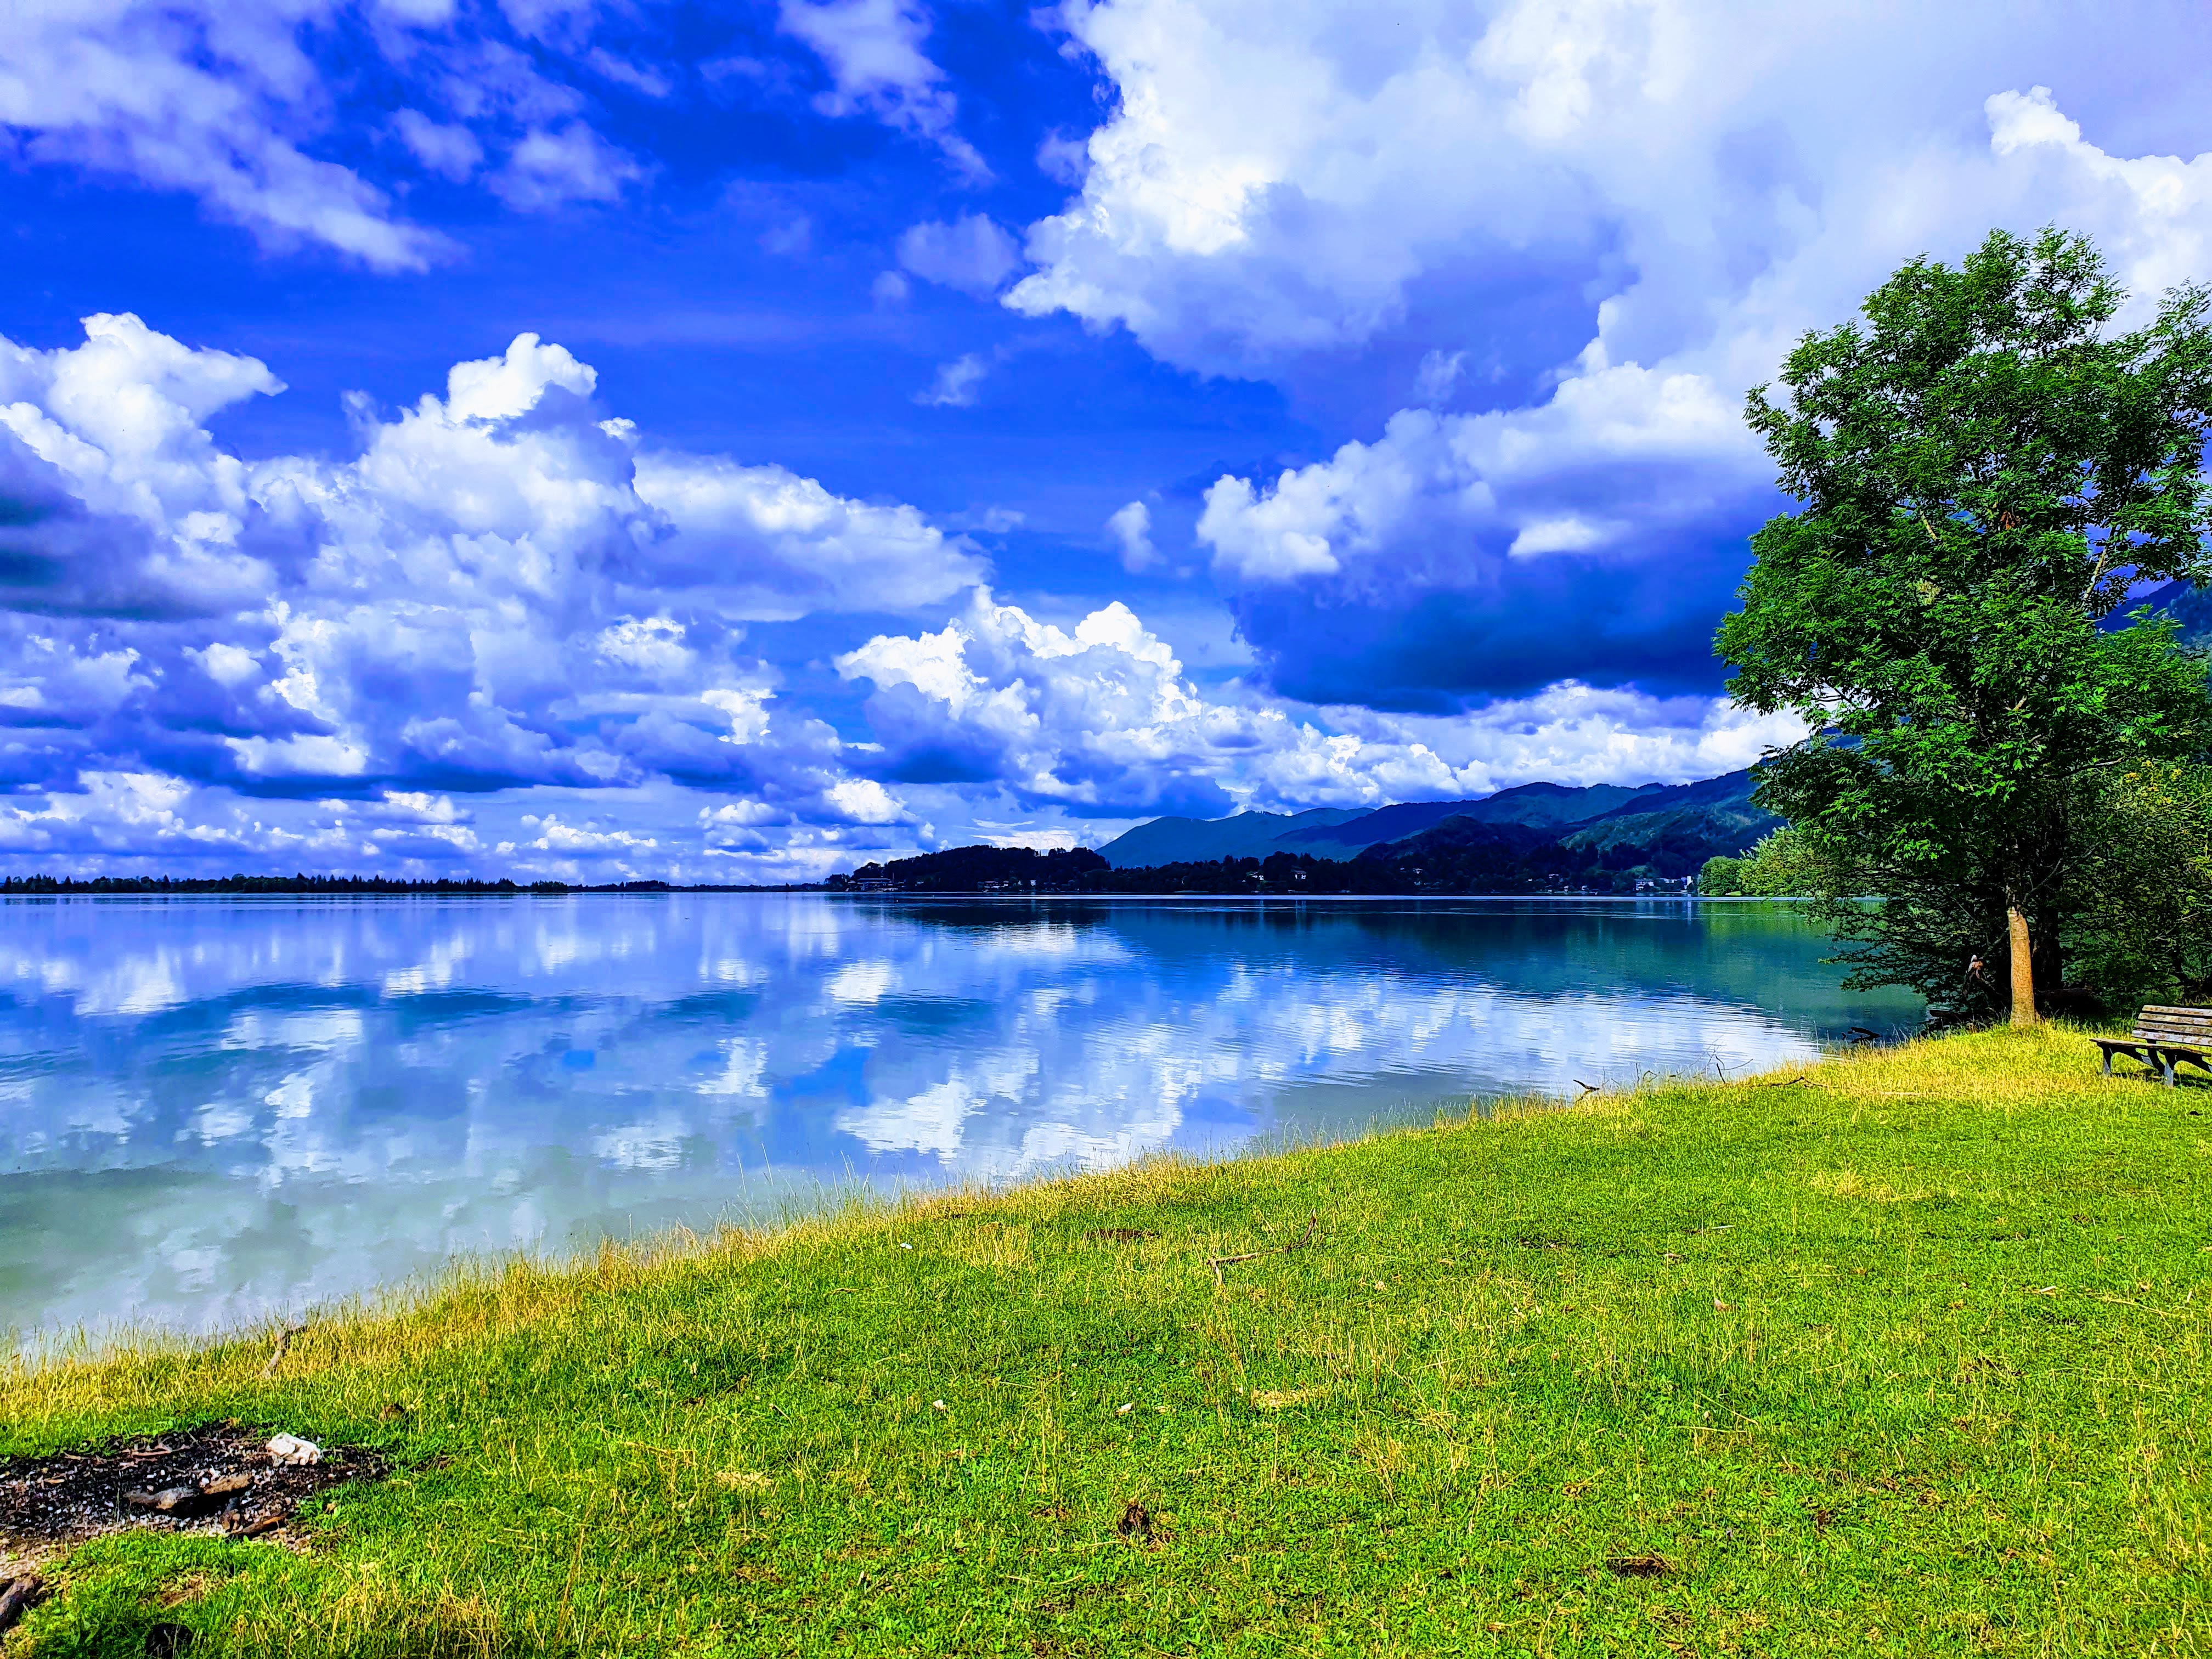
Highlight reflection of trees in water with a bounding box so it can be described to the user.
[884,898,1916,1037]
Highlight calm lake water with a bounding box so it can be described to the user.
[0,895,1920,1339]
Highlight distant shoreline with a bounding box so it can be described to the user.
[0,888,1811,902]
[823,891,1809,903]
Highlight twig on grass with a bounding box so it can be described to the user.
[1756,1074,1812,1088]
[0,1574,44,1639]
[1207,1213,1321,1286]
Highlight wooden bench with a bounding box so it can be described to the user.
[2095,1006,2212,1087]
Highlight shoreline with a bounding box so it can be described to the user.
[5,1023,2197,1653]
[5,1088,1571,1363]
[0,899,1899,1348]
[0,889,1812,903]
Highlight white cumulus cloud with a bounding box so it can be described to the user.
[0,317,989,873]
[896,214,1023,294]
[915,353,990,408]
[1197,368,1756,592]
[838,589,1797,816]
[777,0,985,176]
[1007,5,2212,703]
[1105,501,1156,573]
[0,0,650,264]
[1016,1,2212,378]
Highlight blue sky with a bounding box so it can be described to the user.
[2,0,2210,879]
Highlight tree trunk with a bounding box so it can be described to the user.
[2007,902,2038,1026]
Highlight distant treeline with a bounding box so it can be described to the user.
[1,874,550,894]
[0,874,793,895]
[827,833,1700,896]
[3,829,1717,900]
[827,845,1113,893]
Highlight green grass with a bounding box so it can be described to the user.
[5,1024,2212,1655]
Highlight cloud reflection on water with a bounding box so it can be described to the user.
[0,895,1918,1337]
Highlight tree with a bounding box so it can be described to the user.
[1696,854,1744,895]
[2063,761,2212,1006]
[1717,228,2212,1025]
[1698,832,1831,898]
[1734,827,1835,898]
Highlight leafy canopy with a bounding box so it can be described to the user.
[1716,227,2212,1019]
[2064,761,2212,1006]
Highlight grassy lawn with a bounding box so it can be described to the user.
[4,1024,2210,1655]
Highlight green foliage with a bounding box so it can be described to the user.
[1716,226,2212,1020]
[2063,760,2212,1005]
[1701,831,1838,899]
[1728,827,1833,897]
[5,1030,2208,1654]
[1695,854,1743,895]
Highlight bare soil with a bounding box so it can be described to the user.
[0,1424,388,1547]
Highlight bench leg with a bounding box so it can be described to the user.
[2103,1049,2114,1077]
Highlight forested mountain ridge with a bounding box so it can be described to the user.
[838,767,1780,894]
[1094,806,1367,868]
[1096,767,1773,874]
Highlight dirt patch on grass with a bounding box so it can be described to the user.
[0,1424,389,1547]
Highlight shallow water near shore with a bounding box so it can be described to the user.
[0,894,1918,1338]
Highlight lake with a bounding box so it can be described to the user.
[0,895,1920,1339]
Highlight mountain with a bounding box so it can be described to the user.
[1096,766,1778,881]
[1273,799,1487,860]
[1448,778,1670,828]
[2135,578,2212,651]
[1352,816,1560,862]
[1363,768,1777,880]
[1543,768,1778,874]
[1561,770,1779,868]
[1556,768,1770,850]
[1271,777,1678,860]
[1096,806,1368,869]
